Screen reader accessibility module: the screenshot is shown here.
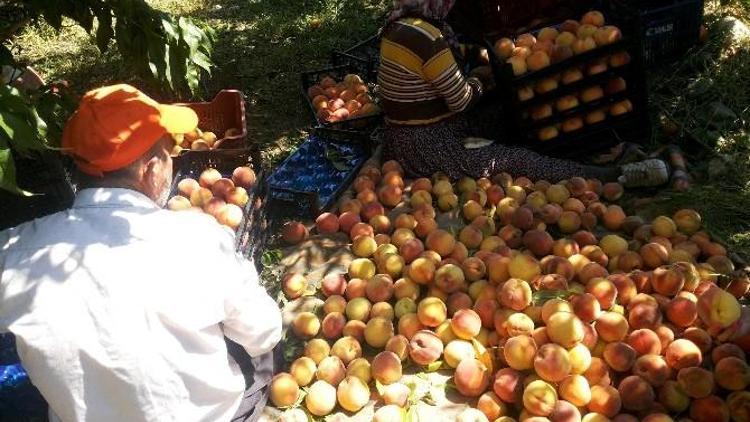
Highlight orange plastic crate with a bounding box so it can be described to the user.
[174,89,248,150]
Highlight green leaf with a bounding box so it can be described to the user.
[0,111,38,152]
[0,147,31,195]
[425,360,443,372]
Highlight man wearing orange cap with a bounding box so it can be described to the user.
[0,84,282,421]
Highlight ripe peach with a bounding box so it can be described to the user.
[676,366,714,399]
[640,243,669,269]
[541,298,573,323]
[337,211,361,234]
[331,336,363,366]
[665,297,697,327]
[451,309,482,340]
[595,311,629,342]
[522,229,554,257]
[586,277,617,309]
[409,330,443,365]
[371,301,394,320]
[506,312,535,337]
[472,298,498,329]
[336,376,370,412]
[346,277,367,300]
[594,25,622,46]
[558,375,592,407]
[494,367,524,405]
[414,217,438,238]
[444,339,476,368]
[417,296,447,328]
[524,380,558,417]
[379,381,409,407]
[572,36,597,54]
[689,395,730,422]
[455,358,491,397]
[364,317,395,348]
[726,391,750,422]
[345,296,372,322]
[571,293,601,322]
[618,375,655,413]
[542,256,576,280]
[628,303,662,330]
[321,312,347,339]
[712,343,746,363]
[350,222,375,241]
[407,257,435,285]
[588,385,621,418]
[665,338,702,370]
[632,354,671,387]
[535,343,572,382]
[657,380,690,414]
[426,229,457,257]
[627,329,661,355]
[315,355,346,387]
[343,320,366,343]
[292,312,320,339]
[509,254,542,282]
[282,273,307,299]
[499,278,533,311]
[373,405,404,422]
[270,372,300,407]
[697,285,742,329]
[371,350,402,385]
[714,356,750,391]
[397,313,424,339]
[674,209,702,234]
[569,343,593,375]
[504,335,537,370]
[603,342,636,372]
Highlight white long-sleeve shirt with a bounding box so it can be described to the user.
[0,188,282,422]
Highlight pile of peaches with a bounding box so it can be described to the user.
[307,73,381,124]
[271,160,749,422]
[166,166,256,230]
[171,127,243,155]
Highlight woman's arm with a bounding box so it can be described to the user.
[422,39,484,113]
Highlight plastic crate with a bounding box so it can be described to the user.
[606,0,703,66]
[484,18,651,157]
[300,63,383,133]
[167,149,267,257]
[0,151,75,231]
[0,333,49,419]
[267,131,369,218]
[173,89,249,154]
[331,35,380,81]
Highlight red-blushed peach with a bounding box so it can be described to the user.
[603,342,636,372]
[550,399,582,422]
[608,274,637,306]
[524,229,555,257]
[417,296,447,328]
[588,385,621,417]
[542,256,576,280]
[397,313,424,339]
[408,256,436,285]
[506,312,535,337]
[571,293,601,322]
[657,380,690,413]
[447,291,474,316]
[586,277,618,309]
[726,391,750,422]
[697,285,742,329]
[532,274,570,293]
[583,357,611,387]
[504,334,538,370]
[494,367,524,404]
[582,245,609,268]
[535,343,572,382]
[712,343,746,363]
[582,322,599,351]
[477,391,508,420]
[541,298,573,324]
[665,338,702,370]
[345,277,367,300]
[547,312,586,348]
[321,312,347,340]
[385,334,410,362]
[640,243,669,269]
[409,330,444,366]
[365,274,394,303]
[559,374,592,407]
[474,298,499,329]
[454,358,491,397]
[316,355,346,386]
[689,395,730,422]
[665,296,697,327]
[451,309,483,340]
[676,366,714,399]
[682,327,712,355]
[371,351,402,385]
[714,356,750,391]
[595,311,629,342]
[524,380,559,417]
[627,329,661,356]
[618,375,655,412]
[425,229,457,257]
[627,303,662,330]
[654,325,675,352]
[435,263,467,293]
[499,278,533,311]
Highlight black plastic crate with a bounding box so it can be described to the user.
[484,19,651,156]
[167,149,267,257]
[300,63,383,133]
[0,151,75,231]
[331,34,380,81]
[606,0,703,66]
[267,131,369,218]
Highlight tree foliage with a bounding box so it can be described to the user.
[0,0,215,193]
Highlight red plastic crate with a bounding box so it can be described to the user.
[174,89,248,150]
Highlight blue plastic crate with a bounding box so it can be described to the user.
[0,333,49,419]
[267,134,368,217]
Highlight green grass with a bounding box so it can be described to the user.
[10,0,750,259]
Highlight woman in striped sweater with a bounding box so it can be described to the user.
[379,0,668,187]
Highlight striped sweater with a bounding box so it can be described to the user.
[378,18,482,126]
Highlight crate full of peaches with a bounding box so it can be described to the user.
[489,11,639,142]
[166,165,257,230]
[305,73,381,125]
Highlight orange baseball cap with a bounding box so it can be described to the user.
[62,84,198,176]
